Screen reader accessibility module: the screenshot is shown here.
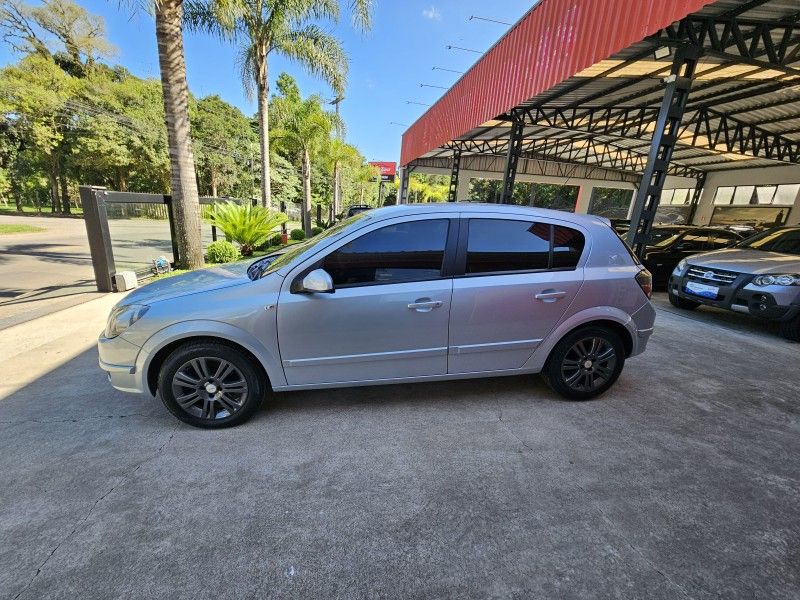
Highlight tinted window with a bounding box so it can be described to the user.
[676,233,708,251]
[466,219,550,274]
[552,226,585,269]
[323,219,449,286]
[740,228,800,255]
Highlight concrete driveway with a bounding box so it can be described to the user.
[1,294,798,599]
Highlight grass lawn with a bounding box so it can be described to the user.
[0,223,46,235]
[0,205,84,218]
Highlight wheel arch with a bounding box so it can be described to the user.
[524,307,637,372]
[136,320,285,396]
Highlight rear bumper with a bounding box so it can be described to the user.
[630,301,656,357]
[97,333,146,394]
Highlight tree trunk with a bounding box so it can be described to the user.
[211,177,218,198]
[59,172,70,214]
[49,165,60,214]
[256,48,272,209]
[333,161,341,220]
[155,0,204,269]
[302,149,312,236]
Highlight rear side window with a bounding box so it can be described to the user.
[552,225,585,269]
[323,219,449,287]
[466,220,550,273]
[465,219,585,274]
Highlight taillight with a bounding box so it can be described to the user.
[635,269,653,299]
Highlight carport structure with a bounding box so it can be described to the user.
[399,0,800,253]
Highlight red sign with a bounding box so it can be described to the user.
[369,161,397,182]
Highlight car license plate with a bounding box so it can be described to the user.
[685,281,719,299]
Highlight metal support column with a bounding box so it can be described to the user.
[500,117,524,204]
[448,149,462,202]
[399,166,412,204]
[687,172,706,225]
[79,185,116,292]
[627,46,701,256]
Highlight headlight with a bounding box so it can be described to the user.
[752,274,800,287]
[105,304,149,338]
[674,258,688,274]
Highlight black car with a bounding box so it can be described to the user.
[642,226,744,287]
[345,204,372,218]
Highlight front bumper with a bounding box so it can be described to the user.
[97,333,146,394]
[669,270,800,322]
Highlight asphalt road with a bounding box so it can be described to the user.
[0,215,214,328]
[1,294,798,599]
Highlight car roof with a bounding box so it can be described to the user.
[366,203,611,229]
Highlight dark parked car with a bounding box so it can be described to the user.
[345,204,372,218]
[642,226,743,287]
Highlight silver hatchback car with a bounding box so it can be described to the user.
[98,204,656,428]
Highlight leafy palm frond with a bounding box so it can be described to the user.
[206,201,288,254]
[277,23,347,95]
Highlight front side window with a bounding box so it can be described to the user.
[322,219,449,287]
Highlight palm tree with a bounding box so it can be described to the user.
[187,0,372,210]
[324,137,360,219]
[271,83,341,236]
[154,0,205,268]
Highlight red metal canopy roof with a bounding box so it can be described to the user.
[400,0,717,166]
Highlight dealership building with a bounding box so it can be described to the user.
[397,0,800,248]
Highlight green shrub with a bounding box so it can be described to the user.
[207,240,240,263]
[206,201,288,255]
[311,226,323,236]
[269,233,283,246]
[290,228,306,241]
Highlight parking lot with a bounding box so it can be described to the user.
[1,293,797,600]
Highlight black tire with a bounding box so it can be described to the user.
[158,341,266,428]
[779,314,800,342]
[668,290,700,310]
[542,326,625,401]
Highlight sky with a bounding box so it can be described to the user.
[0,0,536,163]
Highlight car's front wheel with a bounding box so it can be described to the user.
[542,326,625,400]
[158,341,266,428]
[779,313,800,342]
[668,289,700,310]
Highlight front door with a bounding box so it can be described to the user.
[277,217,455,386]
[448,217,586,374]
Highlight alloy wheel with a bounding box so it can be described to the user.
[560,337,617,393]
[171,357,248,420]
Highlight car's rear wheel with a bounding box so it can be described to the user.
[779,314,800,342]
[668,289,700,310]
[542,326,625,400]
[158,341,265,428]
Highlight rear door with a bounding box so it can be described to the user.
[447,215,586,374]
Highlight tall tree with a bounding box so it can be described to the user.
[271,74,341,235]
[186,0,372,209]
[153,0,204,268]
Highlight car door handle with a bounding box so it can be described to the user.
[408,299,443,312]
[535,290,567,303]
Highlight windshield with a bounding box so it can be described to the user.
[737,228,800,255]
[247,212,370,280]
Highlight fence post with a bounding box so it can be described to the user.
[164,195,180,266]
[80,185,116,292]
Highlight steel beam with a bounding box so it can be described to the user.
[500,118,524,203]
[448,149,461,202]
[628,46,701,256]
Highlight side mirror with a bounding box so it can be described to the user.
[299,268,334,294]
